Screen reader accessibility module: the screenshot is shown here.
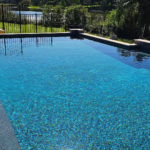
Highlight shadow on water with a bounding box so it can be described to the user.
[116,48,150,70]
[117,48,150,63]
[83,39,150,70]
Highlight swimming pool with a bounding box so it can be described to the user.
[0,37,150,149]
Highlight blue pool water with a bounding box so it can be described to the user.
[0,37,150,149]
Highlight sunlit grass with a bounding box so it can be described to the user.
[28,6,40,9]
[0,22,65,33]
[85,5,101,8]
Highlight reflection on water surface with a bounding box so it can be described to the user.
[0,37,150,70]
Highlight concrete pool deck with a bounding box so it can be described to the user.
[0,101,21,150]
[80,33,138,50]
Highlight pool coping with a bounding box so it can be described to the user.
[80,33,138,50]
[0,31,140,50]
[0,32,71,38]
[134,39,150,49]
[0,101,21,150]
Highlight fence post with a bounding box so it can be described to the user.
[19,4,21,14]
[51,13,52,33]
[82,16,84,29]
[64,16,66,32]
[2,4,5,30]
[35,13,37,33]
[19,5,21,33]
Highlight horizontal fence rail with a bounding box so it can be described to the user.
[0,4,66,33]
[0,4,137,39]
[0,4,111,35]
[0,3,145,40]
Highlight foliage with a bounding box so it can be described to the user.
[46,1,55,5]
[86,11,111,36]
[86,13,104,34]
[23,0,31,6]
[4,0,150,40]
[116,0,150,38]
[13,0,22,4]
[59,0,66,7]
[65,5,88,28]
[16,0,116,7]
[73,0,80,5]
[104,9,117,34]
[105,9,117,27]
[42,5,64,26]
[0,8,29,24]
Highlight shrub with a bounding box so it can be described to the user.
[46,1,55,5]
[42,5,64,26]
[59,0,66,8]
[65,5,88,28]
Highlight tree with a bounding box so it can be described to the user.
[42,5,63,26]
[74,0,80,5]
[59,0,66,7]
[65,5,87,28]
[23,0,31,6]
[14,0,22,4]
[116,0,150,38]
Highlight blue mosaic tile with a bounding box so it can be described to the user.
[0,37,150,149]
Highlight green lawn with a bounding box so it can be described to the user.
[28,6,40,9]
[85,5,101,8]
[0,22,65,33]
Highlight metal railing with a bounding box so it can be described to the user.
[0,4,66,33]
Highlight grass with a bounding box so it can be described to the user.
[85,5,101,8]
[28,5,40,9]
[0,22,135,44]
[0,22,65,33]
[118,38,134,44]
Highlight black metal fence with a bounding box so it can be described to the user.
[0,4,66,33]
[0,4,114,36]
[0,4,141,39]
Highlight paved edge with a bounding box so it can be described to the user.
[80,33,138,50]
[0,31,139,50]
[0,101,21,150]
[0,32,71,38]
[134,39,150,50]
